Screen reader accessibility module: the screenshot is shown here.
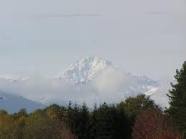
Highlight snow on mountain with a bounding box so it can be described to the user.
[0,90,44,113]
[57,57,158,86]
[57,56,112,84]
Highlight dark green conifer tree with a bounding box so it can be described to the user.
[167,61,186,137]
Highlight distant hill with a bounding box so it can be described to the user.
[0,90,44,113]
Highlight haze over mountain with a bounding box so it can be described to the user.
[0,57,169,111]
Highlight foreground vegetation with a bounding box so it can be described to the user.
[0,61,185,139]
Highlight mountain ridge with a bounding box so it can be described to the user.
[0,56,164,109]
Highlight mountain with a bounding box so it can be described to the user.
[55,57,160,103]
[0,90,44,113]
[57,57,158,88]
[0,57,165,108]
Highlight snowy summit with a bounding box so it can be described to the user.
[58,56,113,84]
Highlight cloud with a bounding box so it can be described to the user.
[92,67,130,93]
[22,13,102,21]
[0,70,166,108]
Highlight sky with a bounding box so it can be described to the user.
[0,0,185,81]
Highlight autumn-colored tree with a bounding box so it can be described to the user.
[60,126,77,139]
[0,111,14,139]
[45,104,66,121]
[132,108,182,139]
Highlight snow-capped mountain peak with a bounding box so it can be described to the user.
[58,56,113,84]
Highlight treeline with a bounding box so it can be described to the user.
[0,95,181,139]
[0,95,164,139]
[0,61,186,139]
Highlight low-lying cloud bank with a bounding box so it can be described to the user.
[0,69,169,108]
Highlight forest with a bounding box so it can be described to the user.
[0,61,185,139]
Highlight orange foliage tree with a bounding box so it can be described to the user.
[132,108,182,139]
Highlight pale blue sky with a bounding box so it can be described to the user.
[0,0,185,80]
